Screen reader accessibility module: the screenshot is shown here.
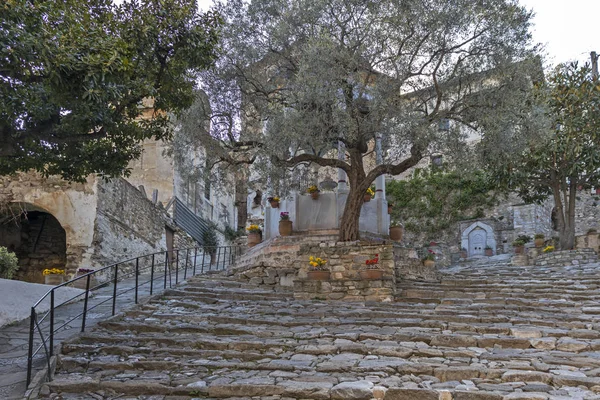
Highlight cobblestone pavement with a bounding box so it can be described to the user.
[0,259,219,400]
[39,259,600,400]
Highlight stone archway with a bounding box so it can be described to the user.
[461,221,496,257]
[0,204,67,283]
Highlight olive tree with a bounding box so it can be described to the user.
[185,0,538,241]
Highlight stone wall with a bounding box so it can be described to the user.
[91,178,168,269]
[574,191,600,235]
[294,278,395,302]
[534,248,598,267]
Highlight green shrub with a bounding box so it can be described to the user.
[0,246,19,279]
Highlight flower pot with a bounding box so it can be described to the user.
[389,226,403,241]
[44,274,65,286]
[269,201,280,208]
[247,232,262,248]
[534,238,544,248]
[423,260,435,268]
[73,272,98,289]
[279,220,292,236]
[360,269,384,280]
[364,194,372,202]
[310,192,320,200]
[460,251,467,259]
[514,245,524,254]
[485,248,493,256]
[307,270,330,280]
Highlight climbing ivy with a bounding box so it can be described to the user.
[387,168,499,238]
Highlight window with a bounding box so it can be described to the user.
[438,119,450,131]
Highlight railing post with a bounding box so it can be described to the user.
[81,274,91,332]
[112,264,119,316]
[134,257,139,304]
[26,307,35,387]
[164,251,168,289]
[150,253,155,295]
[184,248,189,279]
[201,249,206,273]
[193,247,197,276]
[49,290,55,356]
[175,249,179,285]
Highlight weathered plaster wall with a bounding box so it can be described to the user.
[91,178,168,268]
[0,173,98,273]
[126,139,175,206]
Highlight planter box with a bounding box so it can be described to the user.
[307,270,330,280]
[44,274,65,286]
[279,220,293,236]
[359,269,384,280]
[247,232,262,247]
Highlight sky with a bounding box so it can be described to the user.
[197,0,599,67]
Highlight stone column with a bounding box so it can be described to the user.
[337,141,348,193]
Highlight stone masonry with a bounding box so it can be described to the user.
[40,258,600,400]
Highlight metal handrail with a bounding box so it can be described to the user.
[26,245,243,387]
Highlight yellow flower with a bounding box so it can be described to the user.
[43,268,65,276]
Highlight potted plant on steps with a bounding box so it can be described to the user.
[72,268,97,289]
[246,224,262,248]
[534,233,545,248]
[422,250,436,268]
[43,268,66,285]
[484,246,493,256]
[307,185,320,200]
[360,254,383,279]
[279,212,292,236]
[512,239,525,254]
[364,187,375,202]
[460,248,468,259]
[307,256,329,280]
[268,196,280,208]
[203,223,219,264]
[389,219,403,241]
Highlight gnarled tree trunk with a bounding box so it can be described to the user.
[552,178,577,250]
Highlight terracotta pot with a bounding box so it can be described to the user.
[269,201,280,208]
[485,248,493,256]
[247,232,262,247]
[514,245,524,254]
[279,220,292,236]
[534,238,544,247]
[389,226,403,241]
[364,194,372,202]
[44,274,65,286]
[460,251,467,259]
[360,269,384,280]
[307,270,330,280]
[423,259,435,268]
[310,192,320,200]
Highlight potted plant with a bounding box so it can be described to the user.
[268,196,280,208]
[73,268,97,289]
[534,233,545,248]
[516,234,532,245]
[512,239,525,254]
[307,256,329,280]
[203,223,219,264]
[364,187,375,202]
[422,250,436,268]
[360,254,383,279]
[484,245,493,256]
[279,212,292,236]
[307,185,320,200]
[246,224,262,247]
[389,219,403,241]
[542,245,555,253]
[460,247,468,258]
[43,268,66,285]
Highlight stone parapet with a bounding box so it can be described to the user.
[534,248,598,267]
[293,277,394,302]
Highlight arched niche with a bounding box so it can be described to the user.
[461,221,496,257]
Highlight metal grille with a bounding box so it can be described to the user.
[173,197,210,244]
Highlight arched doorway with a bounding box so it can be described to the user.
[0,204,67,283]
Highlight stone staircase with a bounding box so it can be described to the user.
[41,261,600,399]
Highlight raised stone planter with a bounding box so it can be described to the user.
[534,248,598,267]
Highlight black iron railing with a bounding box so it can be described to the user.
[26,245,243,387]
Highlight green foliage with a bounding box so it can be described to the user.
[0,0,221,181]
[387,168,498,237]
[512,240,525,247]
[0,246,19,279]
[223,225,243,242]
[202,223,219,250]
[516,235,532,244]
[488,63,600,249]
[534,233,545,239]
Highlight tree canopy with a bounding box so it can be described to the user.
[0,0,221,181]
[489,63,600,249]
[180,0,538,240]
